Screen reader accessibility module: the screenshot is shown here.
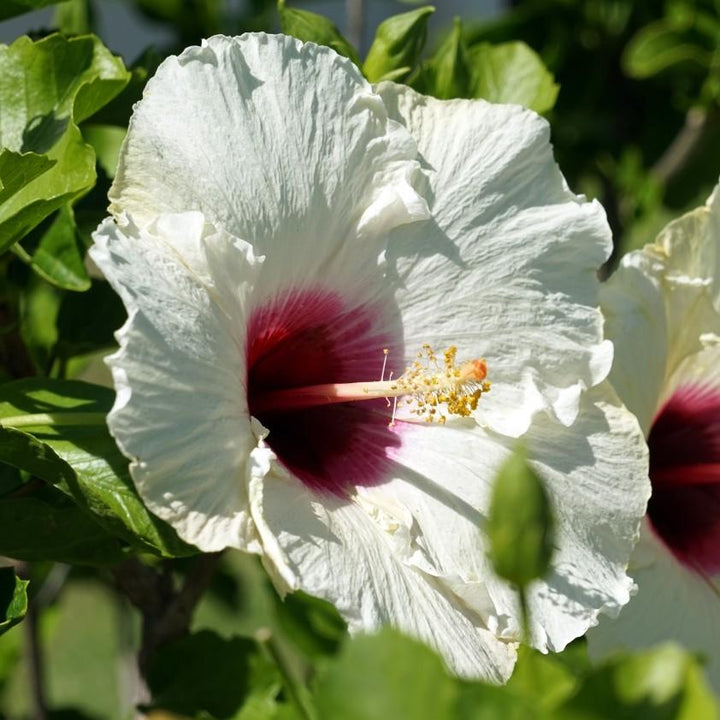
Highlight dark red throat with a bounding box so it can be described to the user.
[246,288,401,495]
[647,383,720,574]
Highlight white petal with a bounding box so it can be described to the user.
[521,384,649,650]
[602,193,720,433]
[588,521,720,692]
[90,214,262,552]
[662,343,720,408]
[600,251,668,434]
[110,33,429,297]
[367,382,649,652]
[376,82,613,436]
[247,457,517,682]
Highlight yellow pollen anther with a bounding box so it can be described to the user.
[389,344,489,423]
[249,344,490,422]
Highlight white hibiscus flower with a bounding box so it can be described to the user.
[589,183,720,689]
[90,33,649,681]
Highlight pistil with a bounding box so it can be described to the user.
[250,344,490,423]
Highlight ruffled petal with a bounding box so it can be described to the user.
[600,252,669,435]
[376,82,613,436]
[366,382,648,652]
[588,521,720,692]
[110,33,429,298]
[603,184,720,433]
[246,446,517,682]
[91,213,263,552]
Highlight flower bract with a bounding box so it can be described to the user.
[91,33,649,681]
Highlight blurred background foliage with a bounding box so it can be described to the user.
[1,0,720,717]
[6,0,719,266]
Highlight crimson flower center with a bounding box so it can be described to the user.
[647,384,720,574]
[245,289,402,495]
[245,289,488,496]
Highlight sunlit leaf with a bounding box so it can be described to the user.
[0,378,194,557]
[0,150,54,206]
[0,34,129,252]
[468,41,559,113]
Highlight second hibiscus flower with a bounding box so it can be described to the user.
[91,33,649,681]
[590,183,720,689]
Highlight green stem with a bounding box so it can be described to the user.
[518,585,531,646]
[0,412,107,428]
[255,628,316,720]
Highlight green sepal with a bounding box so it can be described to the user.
[487,444,555,588]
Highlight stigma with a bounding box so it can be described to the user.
[250,344,490,424]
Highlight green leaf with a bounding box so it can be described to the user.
[0,485,127,565]
[0,425,75,486]
[54,0,95,35]
[55,279,126,359]
[363,6,435,83]
[15,206,90,292]
[274,591,346,659]
[468,41,559,114]
[558,644,719,719]
[278,1,361,67]
[623,21,713,79]
[0,463,24,498]
[454,681,541,719]
[82,124,126,178]
[0,568,28,636]
[506,646,578,712]
[315,628,457,720]
[487,444,555,588]
[0,378,194,557]
[0,150,55,206]
[90,49,162,128]
[0,34,130,252]
[0,0,68,21]
[147,631,274,718]
[18,271,62,375]
[419,18,471,99]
